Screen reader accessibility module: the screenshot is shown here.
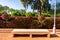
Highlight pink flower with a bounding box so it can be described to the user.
[1,13,9,20]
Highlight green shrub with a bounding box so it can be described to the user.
[11,11,18,16]
[31,12,37,16]
[0,10,6,16]
[0,17,60,29]
[56,13,60,17]
[56,17,60,29]
[35,13,38,16]
[14,17,32,28]
[25,12,32,17]
[42,18,54,29]
[31,20,41,29]
[8,14,11,16]
[38,16,54,29]
[38,16,46,28]
[42,13,51,17]
[20,9,26,16]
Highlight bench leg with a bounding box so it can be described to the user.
[30,34,32,38]
[47,34,50,38]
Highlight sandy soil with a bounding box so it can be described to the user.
[0,29,60,40]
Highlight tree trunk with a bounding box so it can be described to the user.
[38,0,41,16]
[38,0,41,22]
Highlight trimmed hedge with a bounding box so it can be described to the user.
[0,16,60,29]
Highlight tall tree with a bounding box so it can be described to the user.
[20,0,51,22]
[20,9,26,16]
[20,0,51,15]
[56,3,60,9]
[3,6,9,13]
[42,0,51,14]
[0,5,4,11]
[9,8,15,12]
[3,6,9,10]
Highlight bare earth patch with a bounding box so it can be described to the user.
[0,29,60,40]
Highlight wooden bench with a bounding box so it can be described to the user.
[12,29,50,38]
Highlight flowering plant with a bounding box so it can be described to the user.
[1,13,9,20]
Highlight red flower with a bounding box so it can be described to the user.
[1,13,9,20]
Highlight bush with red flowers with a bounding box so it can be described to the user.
[1,13,9,20]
